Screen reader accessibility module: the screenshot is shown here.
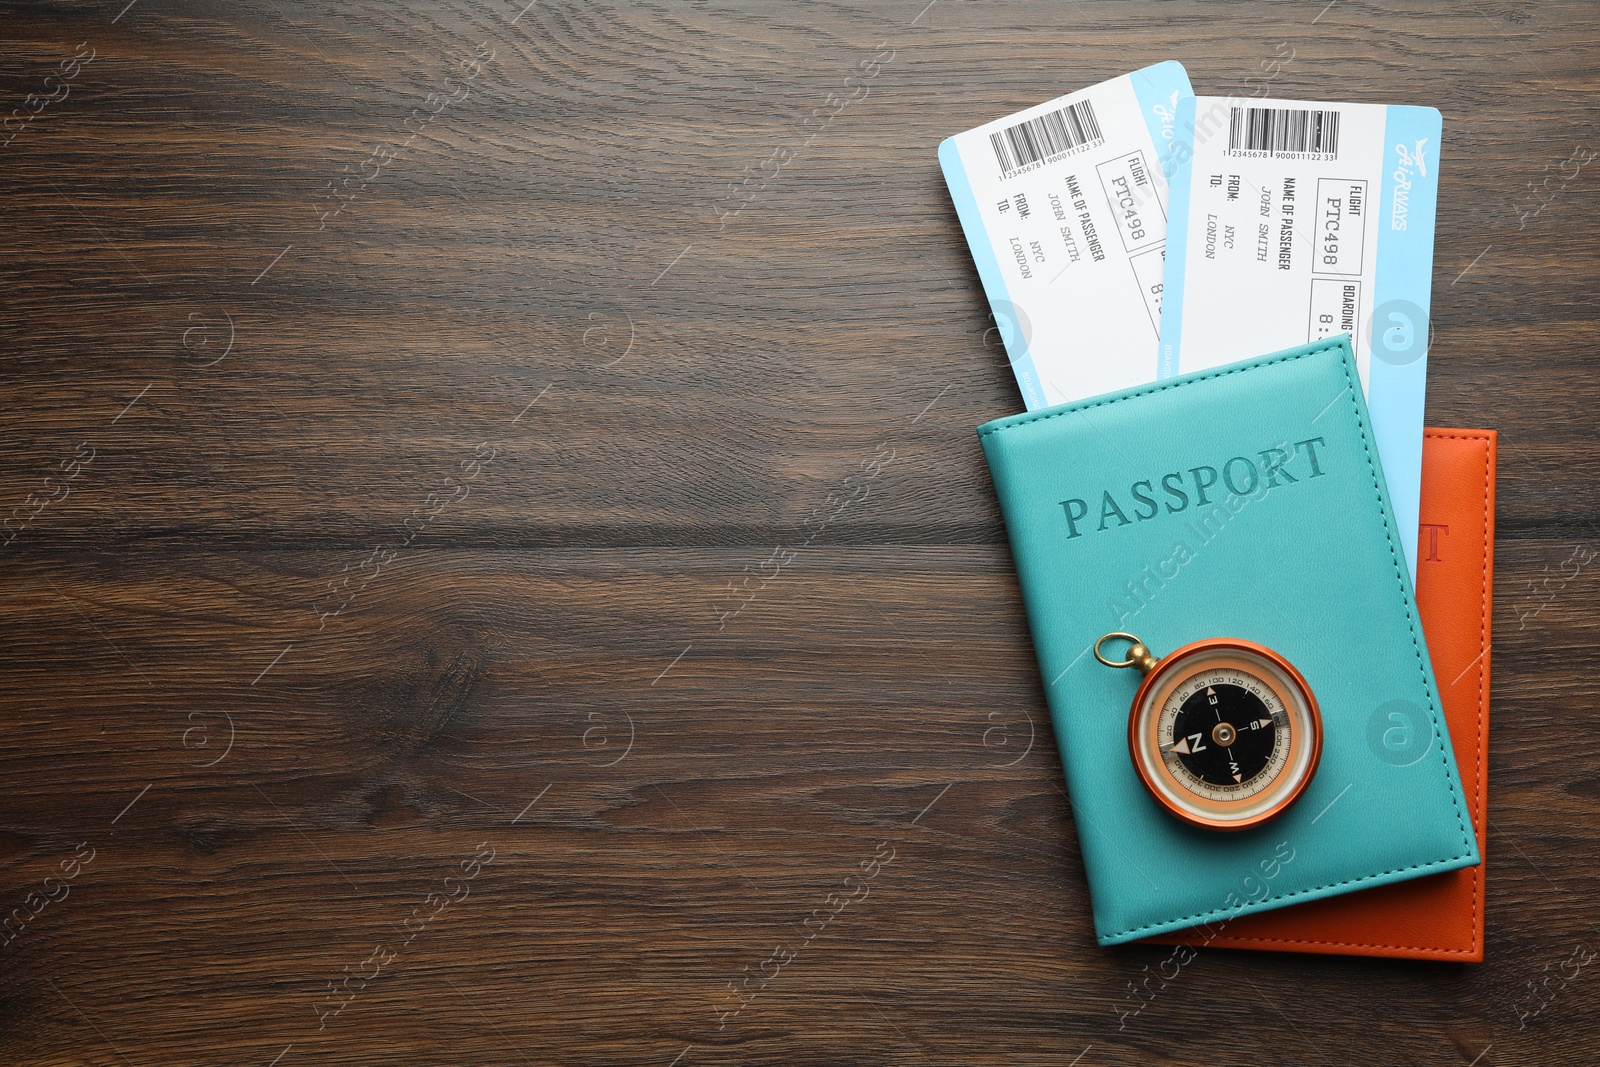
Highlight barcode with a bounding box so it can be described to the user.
[1227,107,1341,157]
[990,99,1104,175]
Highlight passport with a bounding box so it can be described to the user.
[977,336,1479,945]
[1145,428,1496,959]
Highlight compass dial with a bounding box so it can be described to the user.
[1127,640,1321,831]
[1160,673,1287,799]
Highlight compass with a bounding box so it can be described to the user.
[1095,633,1322,831]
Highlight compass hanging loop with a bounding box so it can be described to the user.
[1094,632,1158,673]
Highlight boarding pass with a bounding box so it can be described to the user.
[1159,96,1442,580]
[939,61,1193,410]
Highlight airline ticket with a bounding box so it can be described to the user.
[1159,95,1442,580]
[939,61,1193,410]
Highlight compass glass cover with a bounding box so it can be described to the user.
[1132,643,1318,828]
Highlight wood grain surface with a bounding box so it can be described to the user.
[2,1,1597,1064]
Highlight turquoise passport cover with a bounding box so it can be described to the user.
[978,336,1479,946]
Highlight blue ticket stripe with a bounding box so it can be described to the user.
[938,137,1047,411]
[1371,104,1443,582]
[1129,60,1193,173]
[1131,61,1194,380]
[1156,94,1201,377]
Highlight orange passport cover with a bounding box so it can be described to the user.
[1146,428,1496,961]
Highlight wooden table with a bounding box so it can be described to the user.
[3,2,1596,1063]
